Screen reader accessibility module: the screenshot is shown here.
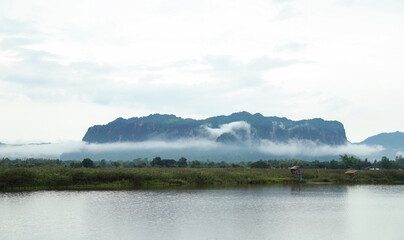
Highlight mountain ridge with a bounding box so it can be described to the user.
[82,111,347,145]
[360,131,404,147]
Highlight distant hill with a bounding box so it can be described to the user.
[82,111,347,145]
[360,131,404,149]
[359,131,404,159]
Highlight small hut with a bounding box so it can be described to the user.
[290,165,301,174]
[344,170,358,176]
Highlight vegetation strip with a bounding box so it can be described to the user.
[2,168,404,191]
[2,155,404,169]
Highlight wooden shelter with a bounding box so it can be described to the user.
[290,165,301,174]
[344,170,358,176]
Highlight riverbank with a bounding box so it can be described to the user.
[1,167,404,191]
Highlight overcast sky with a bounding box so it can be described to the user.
[0,0,403,143]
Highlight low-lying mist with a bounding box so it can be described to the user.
[0,121,390,161]
[0,139,384,161]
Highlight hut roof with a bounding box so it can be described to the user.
[345,170,358,174]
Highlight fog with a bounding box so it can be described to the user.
[258,140,384,157]
[0,120,388,160]
[203,121,252,141]
[0,142,83,159]
[0,139,384,161]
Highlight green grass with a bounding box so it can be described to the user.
[1,167,404,191]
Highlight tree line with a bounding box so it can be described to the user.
[1,155,404,170]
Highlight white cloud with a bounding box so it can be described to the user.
[202,121,252,140]
[0,0,403,143]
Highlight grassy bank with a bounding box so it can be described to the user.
[1,167,404,191]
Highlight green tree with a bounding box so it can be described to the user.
[133,158,148,168]
[381,156,392,169]
[250,160,269,168]
[112,161,121,168]
[99,159,107,168]
[82,158,94,168]
[190,160,201,168]
[177,157,188,168]
[151,157,163,167]
[329,160,338,169]
[161,159,177,168]
[70,161,82,168]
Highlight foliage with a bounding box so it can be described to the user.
[177,157,188,168]
[82,158,94,168]
[2,155,404,170]
[2,167,404,191]
[250,160,270,168]
[150,157,178,168]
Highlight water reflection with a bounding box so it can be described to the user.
[0,185,403,240]
[291,183,302,193]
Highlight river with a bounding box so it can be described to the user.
[1,185,404,240]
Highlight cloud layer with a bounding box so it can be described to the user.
[0,0,404,143]
[203,121,252,140]
[0,121,386,160]
[0,140,384,160]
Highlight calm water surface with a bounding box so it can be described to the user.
[1,185,404,240]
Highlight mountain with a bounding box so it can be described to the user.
[82,111,347,145]
[359,131,404,159]
[360,131,404,149]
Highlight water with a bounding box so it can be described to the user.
[1,185,404,240]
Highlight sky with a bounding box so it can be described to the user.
[0,0,403,144]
